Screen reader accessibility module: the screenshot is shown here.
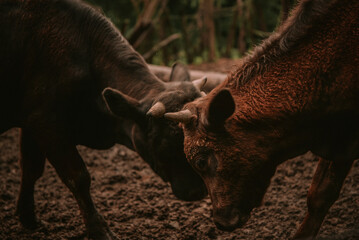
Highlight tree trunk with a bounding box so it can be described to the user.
[281,0,291,23]
[254,2,267,32]
[128,0,161,47]
[245,0,254,48]
[180,15,194,63]
[198,0,216,62]
[197,1,206,57]
[225,7,238,57]
[204,0,216,62]
[237,0,246,55]
[159,3,170,65]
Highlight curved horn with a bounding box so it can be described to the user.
[146,102,166,117]
[164,109,195,123]
[193,76,207,91]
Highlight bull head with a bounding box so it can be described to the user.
[165,88,278,232]
[102,62,209,201]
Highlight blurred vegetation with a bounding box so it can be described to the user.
[85,0,296,66]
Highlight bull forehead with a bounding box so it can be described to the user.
[184,127,251,165]
[184,132,209,155]
[166,81,198,95]
[184,130,230,160]
[155,89,200,112]
[194,138,210,147]
[186,95,207,110]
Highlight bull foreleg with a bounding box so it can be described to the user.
[46,142,119,240]
[16,128,46,229]
[293,157,353,239]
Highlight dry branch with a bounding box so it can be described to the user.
[128,0,161,47]
[143,33,181,60]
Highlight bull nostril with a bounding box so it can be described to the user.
[214,217,239,232]
[213,207,248,232]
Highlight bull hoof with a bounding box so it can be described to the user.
[86,213,119,240]
[20,217,48,230]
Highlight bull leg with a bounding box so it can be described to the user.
[45,143,119,240]
[16,129,46,229]
[293,157,353,239]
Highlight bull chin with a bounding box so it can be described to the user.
[169,177,207,201]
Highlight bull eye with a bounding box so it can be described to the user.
[195,156,208,171]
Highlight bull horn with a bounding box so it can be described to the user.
[164,109,195,123]
[146,102,166,117]
[193,76,207,91]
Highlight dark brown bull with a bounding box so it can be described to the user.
[166,0,359,238]
[0,0,208,239]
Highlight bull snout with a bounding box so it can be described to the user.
[213,206,249,232]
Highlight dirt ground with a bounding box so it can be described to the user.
[1,60,359,239]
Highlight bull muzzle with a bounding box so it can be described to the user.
[213,206,250,232]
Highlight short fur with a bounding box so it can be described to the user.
[180,0,359,238]
[0,0,207,239]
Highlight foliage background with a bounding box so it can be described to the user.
[85,0,296,66]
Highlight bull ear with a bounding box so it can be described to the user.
[102,87,145,123]
[204,88,235,128]
[169,62,190,82]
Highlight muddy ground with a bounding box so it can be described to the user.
[1,61,359,239]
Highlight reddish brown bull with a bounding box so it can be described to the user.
[166,0,359,238]
[0,0,208,239]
